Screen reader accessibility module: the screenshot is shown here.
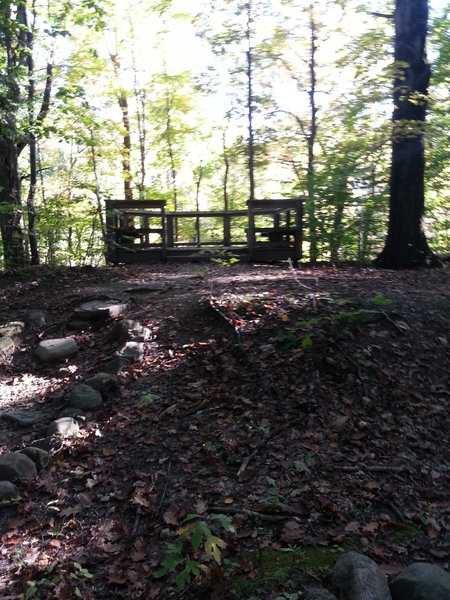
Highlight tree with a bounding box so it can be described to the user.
[374,0,441,269]
[0,1,29,268]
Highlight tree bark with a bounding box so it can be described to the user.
[110,53,133,202]
[374,0,441,269]
[306,4,318,263]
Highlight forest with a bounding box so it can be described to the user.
[0,1,450,600]
[0,0,449,270]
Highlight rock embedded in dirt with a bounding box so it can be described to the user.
[115,341,144,362]
[333,552,391,600]
[0,480,21,502]
[85,372,119,397]
[303,588,338,600]
[390,562,450,600]
[0,336,16,359]
[23,309,46,329]
[128,324,151,342]
[0,452,37,483]
[59,407,86,419]
[106,319,138,342]
[0,321,26,338]
[46,417,80,438]
[35,338,79,362]
[103,355,131,374]
[73,299,127,322]
[69,384,103,410]
[66,319,92,332]
[19,447,49,471]
[1,410,42,427]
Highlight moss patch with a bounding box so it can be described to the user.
[227,545,345,598]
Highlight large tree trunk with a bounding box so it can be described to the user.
[0,134,26,268]
[374,0,440,269]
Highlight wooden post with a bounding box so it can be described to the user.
[247,202,255,259]
[223,214,231,247]
[294,199,303,264]
[161,205,167,262]
[105,202,117,263]
[167,215,174,248]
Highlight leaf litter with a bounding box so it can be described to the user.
[0,263,449,599]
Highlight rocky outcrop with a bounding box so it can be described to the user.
[0,453,37,483]
[0,480,21,502]
[390,562,450,600]
[333,552,391,600]
[69,384,103,411]
[85,372,119,397]
[35,338,79,362]
[73,299,127,322]
[1,410,42,427]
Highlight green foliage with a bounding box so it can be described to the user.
[139,392,160,406]
[156,513,235,590]
[18,560,93,600]
[264,477,285,510]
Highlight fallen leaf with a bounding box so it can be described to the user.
[344,521,360,532]
[362,521,380,535]
[163,509,179,525]
[280,520,305,543]
[379,564,403,576]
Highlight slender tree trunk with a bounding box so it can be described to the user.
[374,0,440,269]
[129,16,147,199]
[306,5,318,263]
[110,53,133,202]
[222,129,230,212]
[194,161,203,245]
[246,1,256,205]
[88,127,107,243]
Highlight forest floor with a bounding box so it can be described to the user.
[0,262,449,600]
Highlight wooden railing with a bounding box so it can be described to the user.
[105,198,303,263]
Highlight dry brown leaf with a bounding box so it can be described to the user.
[280,520,305,543]
[163,509,179,525]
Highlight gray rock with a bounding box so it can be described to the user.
[69,384,103,411]
[0,481,21,502]
[73,300,127,322]
[85,372,119,397]
[103,355,131,374]
[115,341,144,362]
[303,588,338,600]
[47,417,80,437]
[0,453,37,483]
[35,338,79,362]
[66,319,92,331]
[23,310,46,329]
[390,562,450,600]
[0,321,25,338]
[1,410,42,427]
[0,337,16,358]
[333,552,391,600]
[19,447,49,471]
[106,319,139,342]
[128,325,151,342]
[59,407,86,419]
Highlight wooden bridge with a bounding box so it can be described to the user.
[105,198,303,264]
